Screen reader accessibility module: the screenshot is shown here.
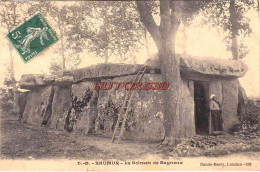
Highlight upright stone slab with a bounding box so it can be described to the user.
[237,81,247,121]
[68,82,97,135]
[96,74,166,141]
[221,79,239,131]
[22,86,54,126]
[96,74,196,141]
[49,85,72,130]
[178,80,196,138]
[18,91,29,116]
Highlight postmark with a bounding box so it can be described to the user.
[7,12,59,62]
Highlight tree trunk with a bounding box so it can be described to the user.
[144,29,150,58]
[158,26,182,146]
[8,43,20,115]
[118,42,123,62]
[132,54,137,64]
[60,28,66,73]
[104,48,109,64]
[136,1,191,146]
[229,0,239,60]
[182,26,187,55]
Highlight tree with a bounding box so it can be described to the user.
[49,60,63,76]
[229,0,239,59]
[228,0,257,59]
[67,1,144,64]
[136,1,210,145]
[0,69,16,115]
[0,2,27,115]
[28,2,81,73]
[201,0,257,59]
[135,0,258,145]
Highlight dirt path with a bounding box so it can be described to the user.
[0,114,160,160]
[1,114,260,161]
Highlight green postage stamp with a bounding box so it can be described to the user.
[7,12,59,62]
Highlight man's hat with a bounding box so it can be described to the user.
[210,94,216,99]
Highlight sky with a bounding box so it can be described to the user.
[0,2,259,97]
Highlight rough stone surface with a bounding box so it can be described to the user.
[221,79,240,131]
[18,91,29,116]
[22,86,54,126]
[178,80,196,138]
[50,85,72,130]
[20,74,56,90]
[147,54,248,78]
[20,56,247,88]
[73,106,91,135]
[18,57,248,141]
[179,55,248,78]
[96,74,195,141]
[63,56,247,83]
[65,82,97,135]
[63,63,157,83]
[238,81,248,121]
[209,80,223,103]
[54,76,73,86]
[96,74,165,141]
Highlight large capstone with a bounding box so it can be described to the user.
[63,63,159,83]
[54,76,73,86]
[147,54,248,78]
[179,55,248,77]
[20,74,56,90]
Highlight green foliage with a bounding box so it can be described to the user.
[0,68,16,115]
[231,98,260,135]
[49,60,62,76]
[0,87,14,115]
[0,75,15,115]
[64,88,93,132]
[181,1,211,25]
[172,135,260,157]
[98,98,119,131]
[145,1,211,25]
[66,1,144,63]
[28,2,82,70]
[242,99,260,131]
[200,0,257,59]
[0,1,28,31]
[0,2,27,115]
[72,89,93,117]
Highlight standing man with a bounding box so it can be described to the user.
[209,94,223,134]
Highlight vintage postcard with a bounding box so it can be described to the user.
[0,0,259,171]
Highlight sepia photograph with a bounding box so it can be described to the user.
[0,0,259,171]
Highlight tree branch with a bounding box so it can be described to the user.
[169,1,182,39]
[136,1,161,48]
[160,1,171,40]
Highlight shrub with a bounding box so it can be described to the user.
[172,135,260,157]
[0,87,14,115]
